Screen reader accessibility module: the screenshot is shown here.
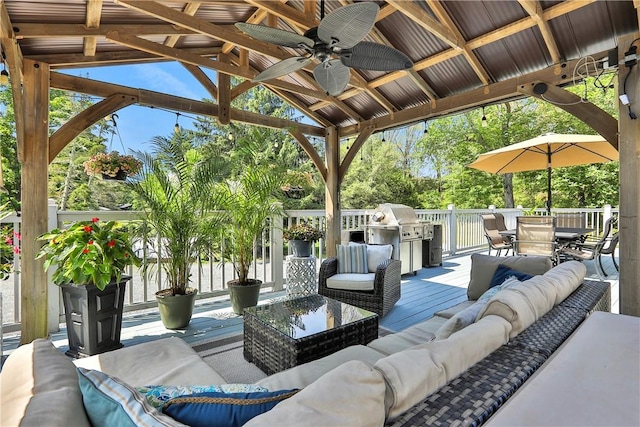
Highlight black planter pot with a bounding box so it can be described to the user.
[228,279,262,315]
[289,240,313,257]
[156,288,198,330]
[61,276,130,358]
[101,170,127,181]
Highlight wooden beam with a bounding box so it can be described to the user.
[1,1,25,159]
[339,127,374,183]
[386,0,461,49]
[28,47,222,68]
[339,51,609,137]
[49,72,325,136]
[230,79,257,100]
[518,81,618,149]
[14,23,196,38]
[20,59,50,344]
[49,93,137,162]
[182,63,218,100]
[164,2,201,47]
[324,127,340,258]
[518,0,561,63]
[617,32,640,316]
[243,0,317,31]
[289,128,327,182]
[105,31,330,100]
[218,54,231,125]
[427,0,490,85]
[83,0,103,56]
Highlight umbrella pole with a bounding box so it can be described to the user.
[547,145,552,215]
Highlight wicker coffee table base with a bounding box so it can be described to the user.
[244,303,378,376]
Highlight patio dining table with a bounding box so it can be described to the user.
[499,227,593,243]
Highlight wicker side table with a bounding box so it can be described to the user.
[286,255,317,298]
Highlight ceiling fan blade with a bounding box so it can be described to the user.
[340,42,414,71]
[235,23,314,49]
[313,60,350,96]
[253,56,312,82]
[318,3,379,49]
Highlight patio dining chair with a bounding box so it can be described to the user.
[555,212,586,229]
[559,217,618,278]
[514,216,558,264]
[481,214,512,256]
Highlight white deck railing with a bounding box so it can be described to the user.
[0,203,617,333]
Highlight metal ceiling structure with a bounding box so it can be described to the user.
[1,1,639,342]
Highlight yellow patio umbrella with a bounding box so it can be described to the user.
[468,133,618,213]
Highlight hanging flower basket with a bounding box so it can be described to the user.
[83,151,142,181]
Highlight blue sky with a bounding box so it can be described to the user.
[63,62,219,153]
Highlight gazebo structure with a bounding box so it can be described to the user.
[1,1,638,344]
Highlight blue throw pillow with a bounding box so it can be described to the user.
[137,384,269,408]
[162,390,299,427]
[489,264,534,289]
[77,368,184,427]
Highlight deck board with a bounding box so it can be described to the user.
[1,250,619,359]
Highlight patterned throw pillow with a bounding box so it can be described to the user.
[162,390,299,427]
[136,384,269,409]
[76,368,184,427]
[336,244,368,273]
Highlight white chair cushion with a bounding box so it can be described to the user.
[326,273,375,291]
[365,244,393,273]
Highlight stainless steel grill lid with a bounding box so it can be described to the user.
[370,203,420,225]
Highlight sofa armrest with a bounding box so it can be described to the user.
[318,257,339,292]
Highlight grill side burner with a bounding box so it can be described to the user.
[365,204,432,275]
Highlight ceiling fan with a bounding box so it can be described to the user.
[235,1,413,96]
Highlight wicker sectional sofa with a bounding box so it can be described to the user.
[1,255,611,427]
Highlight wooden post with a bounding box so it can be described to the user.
[20,59,50,343]
[324,127,340,257]
[217,54,230,125]
[618,33,640,317]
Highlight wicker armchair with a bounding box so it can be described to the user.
[318,257,401,316]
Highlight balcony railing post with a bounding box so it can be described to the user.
[271,206,284,291]
[448,204,457,255]
[47,199,60,333]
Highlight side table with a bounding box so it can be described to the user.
[285,255,317,298]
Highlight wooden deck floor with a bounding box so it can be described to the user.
[1,250,619,359]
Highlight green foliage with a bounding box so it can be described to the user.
[216,134,285,284]
[128,132,225,294]
[36,218,141,291]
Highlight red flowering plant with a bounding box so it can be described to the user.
[0,225,20,280]
[36,218,141,291]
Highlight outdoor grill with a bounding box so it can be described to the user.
[365,204,433,275]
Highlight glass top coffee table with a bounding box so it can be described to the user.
[243,294,378,375]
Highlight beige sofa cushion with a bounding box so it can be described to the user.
[434,299,488,340]
[325,272,375,291]
[434,300,475,319]
[73,337,226,387]
[256,345,385,391]
[367,331,433,355]
[477,287,538,338]
[543,260,586,305]
[246,360,387,427]
[511,275,557,318]
[467,254,552,300]
[374,315,512,420]
[0,339,91,427]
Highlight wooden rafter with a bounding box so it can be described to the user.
[49,72,325,137]
[164,2,201,48]
[518,0,561,63]
[182,63,218,100]
[83,0,103,57]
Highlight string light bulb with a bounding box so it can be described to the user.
[481,107,488,128]
[382,131,386,142]
[423,120,428,134]
[228,132,234,141]
[0,69,8,86]
[174,113,180,133]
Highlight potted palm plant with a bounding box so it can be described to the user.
[217,163,285,315]
[36,218,141,357]
[283,223,324,257]
[128,134,224,329]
